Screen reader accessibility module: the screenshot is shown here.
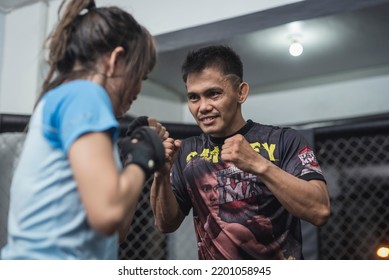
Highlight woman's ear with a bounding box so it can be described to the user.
[107,46,124,77]
[238,82,249,104]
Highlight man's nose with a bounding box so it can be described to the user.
[199,98,212,113]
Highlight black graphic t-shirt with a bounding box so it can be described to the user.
[171,120,325,260]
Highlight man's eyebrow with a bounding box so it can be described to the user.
[187,87,224,96]
[186,91,197,96]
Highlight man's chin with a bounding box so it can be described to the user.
[200,125,218,136]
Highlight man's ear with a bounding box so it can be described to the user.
[107,46,124,77]
[238,82,249,104]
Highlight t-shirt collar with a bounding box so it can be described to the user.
[209,119,254,145]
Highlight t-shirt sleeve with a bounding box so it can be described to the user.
[171,144,193,216]
[42,82,118,153]
[279,128,326,182]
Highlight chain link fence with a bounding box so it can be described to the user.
[316,124,389,259]
[119,182,167,260]
[0,133,27,249]
[118,180,198,260]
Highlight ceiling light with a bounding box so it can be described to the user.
[289,40,303,57]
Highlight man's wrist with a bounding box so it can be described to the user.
[153,169,170,181]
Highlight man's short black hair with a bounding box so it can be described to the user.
[181,45,243,83]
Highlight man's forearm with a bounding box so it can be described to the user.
[150,172,185,232]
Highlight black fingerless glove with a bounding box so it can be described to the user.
[125,116,149,137]
[119,126,165,180]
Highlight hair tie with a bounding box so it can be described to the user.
[79,2,96,15]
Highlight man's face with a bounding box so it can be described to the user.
[197,173,219,214]
[186,67,244,137]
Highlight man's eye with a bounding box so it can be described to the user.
[209,91,221,98]
[188,94,199,101]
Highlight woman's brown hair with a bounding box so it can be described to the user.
[37,0,156,107]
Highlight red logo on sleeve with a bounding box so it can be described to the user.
[298,147,322,175]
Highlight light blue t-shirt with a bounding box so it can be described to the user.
[1,80,120,259]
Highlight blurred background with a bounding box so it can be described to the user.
[0,0,388,260]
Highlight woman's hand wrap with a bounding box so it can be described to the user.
[119,117,165,179]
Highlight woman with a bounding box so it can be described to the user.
[1,0,166,259]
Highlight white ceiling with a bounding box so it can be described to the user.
[150,0,389,100]
[2,0,389,102]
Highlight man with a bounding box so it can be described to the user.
[150,45,330,259]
